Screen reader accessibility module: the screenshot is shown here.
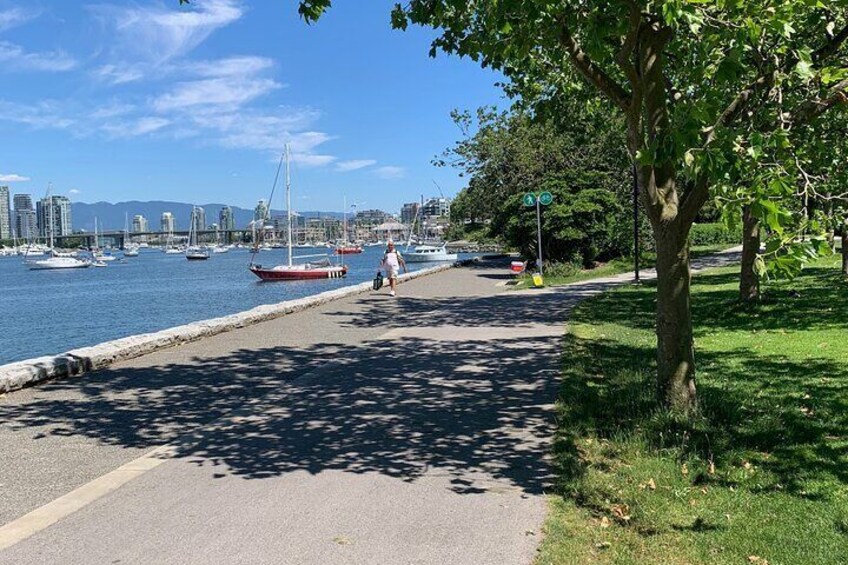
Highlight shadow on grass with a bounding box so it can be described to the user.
[553,265,848,501]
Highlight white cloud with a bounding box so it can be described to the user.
[336,159,377,172]
[68,189,81,195]
[0,41,77,72]
[375,166,406,179]
[0,7,37,32]
[101,117,171,138]
[154,76,280,112]
[92,0,243,70]
[0,100,75,130]
[0,173,30,182]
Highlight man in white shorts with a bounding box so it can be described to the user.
[381,240,407,297]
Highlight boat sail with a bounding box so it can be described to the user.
[123,212,139,256]
[249,144,348,281]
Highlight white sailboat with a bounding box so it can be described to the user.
[27,184,91,270]
[92,218,117,262]
[123,213,140,256]
[186,206,210,260]
[403,200,457,262]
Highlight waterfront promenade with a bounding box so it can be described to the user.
[0,252,739,564]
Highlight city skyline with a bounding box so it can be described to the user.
[0,1,503,213]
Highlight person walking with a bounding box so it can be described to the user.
[381,240,407,297]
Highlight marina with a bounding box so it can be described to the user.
[0,246,471,366]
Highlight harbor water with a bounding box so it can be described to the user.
[0,246,466,366]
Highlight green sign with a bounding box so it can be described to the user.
[539,192,553,206]
[522,192,537,207]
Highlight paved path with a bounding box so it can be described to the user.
[0,250,741,564]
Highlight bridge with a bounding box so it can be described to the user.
[53,230,255,248]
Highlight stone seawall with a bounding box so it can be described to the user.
[0,263,454,394]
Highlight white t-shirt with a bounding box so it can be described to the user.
[384,250,401,272]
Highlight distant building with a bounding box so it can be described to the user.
[36,195,73,238]
[0,186,11,239]
[161,212,175,233]
[192,207,206,234]
[14,194,37,241]
[218,206,235,231]
[254,199,268,222]
[400,202,420,225]
[132,214,148,233]
[422,197,450,220]
[355,209,390,225]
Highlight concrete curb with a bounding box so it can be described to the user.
[0,263,455,394]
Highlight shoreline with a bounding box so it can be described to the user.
[0,263,455,394]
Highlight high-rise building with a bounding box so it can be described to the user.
[13,194,37,240]
[36,195,73,238]
[0,186,11,239]
[192,207,206,234]
[132,214,148,233]
[401,202,420,225]
[161,212,175,233]
[422,197,450,219]
[254,199,268,222]
[218,206,234,231]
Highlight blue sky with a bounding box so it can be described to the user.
[0,0,504,213]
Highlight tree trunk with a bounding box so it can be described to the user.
[655,225,697,414]
[739,204,761,302]
[842,229,848,277]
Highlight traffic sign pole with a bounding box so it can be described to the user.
[536,197,543,276]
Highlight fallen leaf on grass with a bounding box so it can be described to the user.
[599,516,611,529]
[681,464,689,477]
[611,504,631,522]
[595,541,611,550]
[639,478,657,490]
[748,556,769,564]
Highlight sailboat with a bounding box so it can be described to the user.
[123,213,140,256]
[249,145,348,281]
[92,217,117,262]
[27,184,91,270]
[212,224,229,253]
[186,206,210,260]
[335,197,363,255]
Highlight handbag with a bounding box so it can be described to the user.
[372,271,384,290]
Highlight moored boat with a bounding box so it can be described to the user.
[404,244,458,262]
[249,145,348,282]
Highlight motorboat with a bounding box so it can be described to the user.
[404,244,458,262]
[186,246,210,260]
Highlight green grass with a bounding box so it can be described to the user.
[537,255,848,564]
[517,244,735,288]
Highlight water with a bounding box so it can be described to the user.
[0,247,463,365]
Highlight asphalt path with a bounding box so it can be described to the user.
[0,250,741,564]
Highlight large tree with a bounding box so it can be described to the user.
[296,0,848,413]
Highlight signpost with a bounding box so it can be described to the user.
[523,191,553,276]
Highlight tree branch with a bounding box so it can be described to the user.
[559,22,631,111]
[813,22,848,63]
[704,73,775,144]
[791,78,848,126]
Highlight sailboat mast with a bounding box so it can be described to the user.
[47,183,54,250]
[286,143,293,268]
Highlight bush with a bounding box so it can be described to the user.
[689,222,740,247]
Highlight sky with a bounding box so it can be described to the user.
[0,0,504,213]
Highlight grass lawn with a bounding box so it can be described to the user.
[537,255,848,564]
[517,244,735,288]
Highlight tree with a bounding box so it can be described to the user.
[297,1,848,413]
[440,106,632,264]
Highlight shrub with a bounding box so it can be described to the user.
[689,222,741,247]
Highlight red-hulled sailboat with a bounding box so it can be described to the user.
[249,145,348,282]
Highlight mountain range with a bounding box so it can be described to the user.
[70,201,346,232]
